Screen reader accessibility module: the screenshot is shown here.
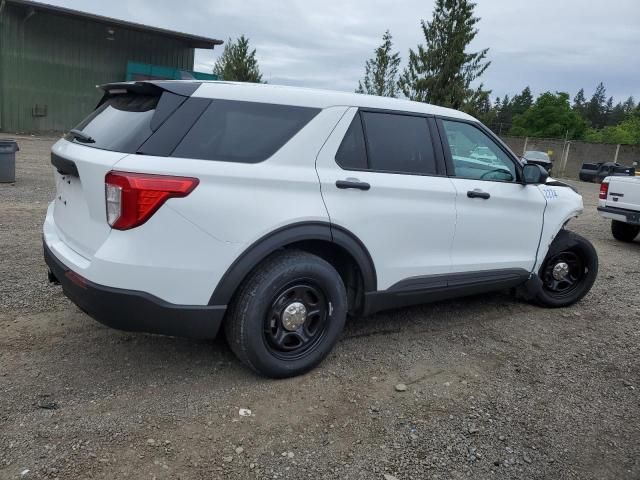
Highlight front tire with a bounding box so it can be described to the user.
[532,230,598,308]
[611,220,640,242]
[225,250,347,378]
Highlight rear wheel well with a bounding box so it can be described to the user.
[285,240,365,315]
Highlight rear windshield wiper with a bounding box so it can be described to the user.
[68,129,96,144]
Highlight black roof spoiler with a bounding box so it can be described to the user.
[98,81,202,98]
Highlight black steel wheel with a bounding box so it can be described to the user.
[225,250,347,378]
[264,282,329,360]
[540,251,586,298]
[532,230,598,308]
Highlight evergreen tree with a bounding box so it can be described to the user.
[622,96,636,116]
[604,96,615,126]
[213,35,263,83]
[585,82,607,128]
[609,101,627,126]
[573,88,587,116]
[495,94,513,126]
[356,31,401,97]
[511,86,533,115]
[465,87,493,123]
[398,0,491,112]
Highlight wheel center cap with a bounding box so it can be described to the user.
[282,302,307,331]
[552,262,570,280]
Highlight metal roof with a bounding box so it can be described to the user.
[2,0,224,49]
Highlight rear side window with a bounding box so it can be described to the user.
[361,112,437,175]
[335,113,368,170]
[69,93,160,153]
[171,100,320,163]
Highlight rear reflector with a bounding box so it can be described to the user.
[599,181,609,200]
[105,171,199,230]
[65,270,88,289]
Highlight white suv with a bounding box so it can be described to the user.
[44,81,598,377]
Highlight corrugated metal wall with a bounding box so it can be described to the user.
[0,3,195,132]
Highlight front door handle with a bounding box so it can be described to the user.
[336,179,371,191]
[467,189,490,200]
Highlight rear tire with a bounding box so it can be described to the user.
[611,220,639,242]
[532,230,598,308]
[224,250,347,378]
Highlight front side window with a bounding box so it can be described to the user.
[441,120,517,182]
[361,112,437,175]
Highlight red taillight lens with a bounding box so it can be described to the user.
[599,181,609,200]
[105,171,199,230]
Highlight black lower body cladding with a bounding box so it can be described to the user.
[44,241,225,339]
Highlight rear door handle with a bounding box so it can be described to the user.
[467,189,490,200]
[336,180,370,191]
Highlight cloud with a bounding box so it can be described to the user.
[45,0,640,102]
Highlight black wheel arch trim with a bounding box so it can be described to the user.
[208,222,377,306]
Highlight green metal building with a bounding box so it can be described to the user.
[0,0,222,132]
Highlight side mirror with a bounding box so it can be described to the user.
[523,163,549,185]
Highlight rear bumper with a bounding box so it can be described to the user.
[44,241,226,339]
[597,206,640,226]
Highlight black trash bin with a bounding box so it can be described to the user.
[0,139,19,183]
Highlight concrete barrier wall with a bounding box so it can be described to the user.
[500,136,640,180]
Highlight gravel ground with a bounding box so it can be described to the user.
[0,134,639,480]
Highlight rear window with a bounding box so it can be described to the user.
[171,100,320,163]
[69,94,159,153]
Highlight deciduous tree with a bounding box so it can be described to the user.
[510,92,587,139]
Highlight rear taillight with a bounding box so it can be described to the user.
[599,181,609,200]
[105,171,199,230]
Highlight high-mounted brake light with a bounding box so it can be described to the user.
[105,171,199,230]
[599,181,609,200]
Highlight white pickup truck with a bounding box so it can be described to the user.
[598,176,640,242]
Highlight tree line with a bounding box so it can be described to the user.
[211,1,639,145]
[483,84,639,145]
[355,0,639,145]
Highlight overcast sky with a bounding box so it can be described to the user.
[47,0,639,103]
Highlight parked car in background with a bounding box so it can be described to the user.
[523,151,553,174]
[44,80,599,378]
[579,161,635,183]
[598,176,640,242]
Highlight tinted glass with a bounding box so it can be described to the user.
[441,120,517,182]
[361,112,436,175]
[69,93,159,153]
[138,98,211,157]
[335,114,368,169]
[172,100,320,163]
